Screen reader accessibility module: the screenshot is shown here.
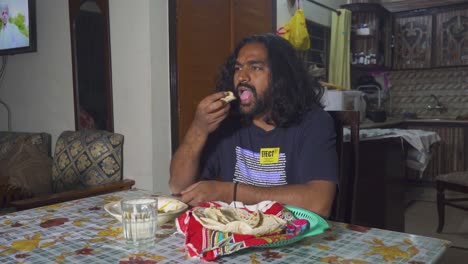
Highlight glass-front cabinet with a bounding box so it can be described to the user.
[341,3,392,70]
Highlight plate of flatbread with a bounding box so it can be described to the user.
[192,206,287,236]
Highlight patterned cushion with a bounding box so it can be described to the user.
[51,130,124,193]
[0,138,52,196]
[0,132,51,161]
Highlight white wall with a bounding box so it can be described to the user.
[0,0,75,135]
[149,1,172,194]
[0,0,75,142]
[0,0,172,195]
[277,0,346,28]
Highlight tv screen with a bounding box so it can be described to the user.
[0,0,36,55]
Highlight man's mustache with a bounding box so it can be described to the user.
[235,82,256,92]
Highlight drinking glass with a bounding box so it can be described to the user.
[121,197,158,247]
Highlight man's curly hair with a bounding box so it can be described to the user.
[216,33,324,127]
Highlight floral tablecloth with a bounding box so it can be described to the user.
[0,189,451,263]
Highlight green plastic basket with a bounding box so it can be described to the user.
[253,205,329,248]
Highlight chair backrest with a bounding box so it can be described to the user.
[328,111,360,223]
[51,130,124,193]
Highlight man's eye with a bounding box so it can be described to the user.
[234,65,241,71]
[252,66,262,71]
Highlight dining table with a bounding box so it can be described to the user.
[0,189,451,263]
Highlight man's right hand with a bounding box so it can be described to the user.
[169,91,232,194]
[191,92,231,136]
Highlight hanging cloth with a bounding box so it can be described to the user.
[328,9,351,90]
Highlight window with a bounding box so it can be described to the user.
[297,20,330,81]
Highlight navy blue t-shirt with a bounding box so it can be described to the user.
[200,108,338,186]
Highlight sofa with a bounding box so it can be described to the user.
[4,130,135,211]
[0,132,52,212]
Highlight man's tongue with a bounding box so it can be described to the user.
[240,90,253,104]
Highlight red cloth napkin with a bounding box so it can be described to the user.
[175,201,306,261]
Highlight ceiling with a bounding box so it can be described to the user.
[380,0,468,13]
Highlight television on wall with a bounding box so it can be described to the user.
[0,0,36,56]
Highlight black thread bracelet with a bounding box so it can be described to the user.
[233,182,239,203]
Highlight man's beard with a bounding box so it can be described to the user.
[237,85,271,119]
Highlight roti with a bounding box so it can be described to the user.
[192,206,286,235]
[220,91,236,103]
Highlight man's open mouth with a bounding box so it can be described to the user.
[237,85,255,104]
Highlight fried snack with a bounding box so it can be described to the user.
[220,91,237,103]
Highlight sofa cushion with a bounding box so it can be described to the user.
[0,132,51,160]
[52,130,124,193]
[0,138,52,196]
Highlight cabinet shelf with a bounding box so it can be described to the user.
[352,33,375,39]
[342,3,392,69]
[351,64,389,71]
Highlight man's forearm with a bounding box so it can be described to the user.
[235,181,336,218]
[169,126,209,194]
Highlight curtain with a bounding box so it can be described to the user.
[328,9,351,90]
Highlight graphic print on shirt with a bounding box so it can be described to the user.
[234,146,287,187]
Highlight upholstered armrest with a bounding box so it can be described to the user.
[10,179,135,211]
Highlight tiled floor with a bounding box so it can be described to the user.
[405,185,468,263]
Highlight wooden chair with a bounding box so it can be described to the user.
[11,130,135,211]
[436,171,468,233]
[328,111,360,223]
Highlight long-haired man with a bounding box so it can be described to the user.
[170,33,337,217]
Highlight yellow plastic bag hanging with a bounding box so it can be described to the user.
[276,9,310,50]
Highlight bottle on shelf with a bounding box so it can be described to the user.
[358,52,365,64]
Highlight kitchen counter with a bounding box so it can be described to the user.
[352,117,468,231]
[360,118,404,129]
[360,117,468,129]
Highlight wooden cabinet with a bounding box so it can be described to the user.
[342,3,392,69]
[435,8,468,67]
[393,15,432,69]
[353,138,408,232]
[392,3,468,69]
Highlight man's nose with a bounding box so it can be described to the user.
[236,69,250,83]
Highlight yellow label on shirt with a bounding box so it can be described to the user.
[259,148,280,164]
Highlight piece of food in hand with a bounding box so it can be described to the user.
[220,91,237,103]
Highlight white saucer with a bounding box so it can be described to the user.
[104,196,188,225]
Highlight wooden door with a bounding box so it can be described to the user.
[233,0,274,45]
[393,15,432,70]
[171,0,275,151]
[175,0,232,149]
[435,8,468,67]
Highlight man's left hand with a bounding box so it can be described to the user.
[180,180,232,207]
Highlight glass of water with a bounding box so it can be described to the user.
[121,197,158,247]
